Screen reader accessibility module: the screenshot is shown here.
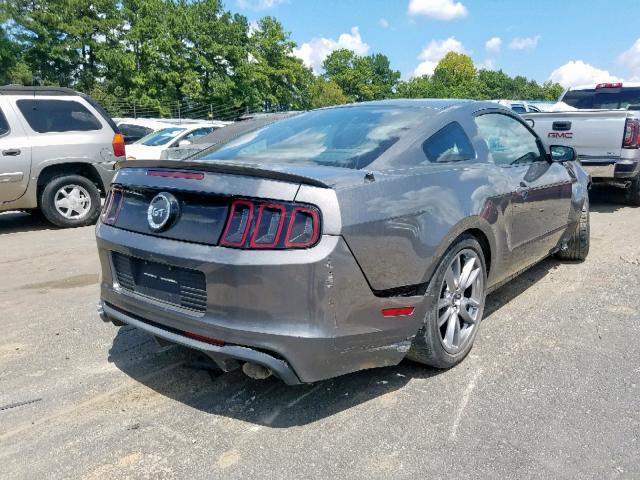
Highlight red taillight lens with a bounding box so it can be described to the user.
[250,203,286,248]
[623,119,640,148]
[112,133,126,158]
[101,187,124,225]
[381,307,415,317]
[219,199,321,250]
[284,207,320,248]
[220,200,254,247]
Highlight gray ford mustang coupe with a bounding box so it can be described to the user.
[97,99,590,384]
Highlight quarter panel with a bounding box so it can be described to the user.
[339,163,513,291]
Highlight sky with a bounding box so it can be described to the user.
[235,0,640,88]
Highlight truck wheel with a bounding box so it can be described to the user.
[40,175,101,228]
[408,235,487,369]
[556,199,590,261]
[625,174,640,206]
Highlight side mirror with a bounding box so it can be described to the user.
[550,145,576,163]
[178,139,191,147]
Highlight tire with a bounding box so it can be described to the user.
[39,174,101,228]
[556,198,590,261]
[625,174,640,206]
[408,235,488,369]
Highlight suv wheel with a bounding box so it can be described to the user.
[408,235,487,369]
[40,175,101,228]
[556,198,590,261]
[625,174,640,206]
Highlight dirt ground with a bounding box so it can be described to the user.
[1,185,639,479]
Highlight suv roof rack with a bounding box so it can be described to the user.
[0,85,77,96]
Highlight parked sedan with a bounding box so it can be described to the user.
[96,99,590,385]
[125,122,227,160]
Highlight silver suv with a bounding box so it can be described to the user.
[0,86,124,227]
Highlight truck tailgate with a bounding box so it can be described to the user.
[523,110,631,159]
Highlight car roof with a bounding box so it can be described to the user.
[334,98,474,110]
[0,85,78,96]
[568,82,640,91]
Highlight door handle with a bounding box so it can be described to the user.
[2,148,21,156]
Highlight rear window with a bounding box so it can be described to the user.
[196,106,425,170]
[562,87,640,109]
[16,99,102,133]
[0,108,8,136]
[422,122,475,163]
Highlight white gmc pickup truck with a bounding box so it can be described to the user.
[523,82,640,205]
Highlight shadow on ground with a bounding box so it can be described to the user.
[0,211,54,235]
[588,184,635,213]
[107,255,558,428]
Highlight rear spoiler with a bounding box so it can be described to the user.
[116,160,331,189]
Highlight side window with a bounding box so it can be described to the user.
[183,127,215,142]
[16,99,102,133]
[422,122,475,163]
[0,108,9,136]
[475,113,544,167]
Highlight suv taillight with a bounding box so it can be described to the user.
[112,133,126,157]
[623,119,640,149]
[101,187,124,225]
[220,199,321,249]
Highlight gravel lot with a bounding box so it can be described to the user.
[1,186,639,480]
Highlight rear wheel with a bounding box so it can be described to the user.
[556,198,590,261]
[408,235,487,369]
[40,174,101,228]
[625,174,640,206]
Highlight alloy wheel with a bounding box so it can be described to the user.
[437,248,484,354]
[54,184,92,220]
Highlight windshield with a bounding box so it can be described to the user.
[195,106,426,169]
[137,127,186,146]
[562,87,640,109]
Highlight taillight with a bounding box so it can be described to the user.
[623,119,640,149]
[596,82,623,89]
[101,187,124,225]
[220,199,321,250]
[112,133,126,158]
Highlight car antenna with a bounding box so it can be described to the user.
[364,171,375,183]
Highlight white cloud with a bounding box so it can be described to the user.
[485,37,501,54]
[237,0,284,10]
[293,27,370,74]
[407,0,468,20]
[509,35,541,51]
[379,17,390,28]
[549,60,623,88]
[413,37,467,77]
[619,38,640,81]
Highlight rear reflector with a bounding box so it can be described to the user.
[381,307,415,317]
[183,331,225,346]
[147,170,204,180]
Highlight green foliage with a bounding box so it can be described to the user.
[322,49,400,102]
[309,78,348,108]
[396,53,563,102]
[2,3,563,116]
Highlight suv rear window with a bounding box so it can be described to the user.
[16,99,102,133]
[0,108,8,136]
[562,87,640,109]
[423,122,475,163]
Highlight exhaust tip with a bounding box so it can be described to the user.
[242,362,273,380]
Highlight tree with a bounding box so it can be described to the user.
[309,78,348,108]
[322,49,400,102]
[431,52,477,98]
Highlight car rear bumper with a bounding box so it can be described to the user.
[580,157,640,179]
[96,223,427,383]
